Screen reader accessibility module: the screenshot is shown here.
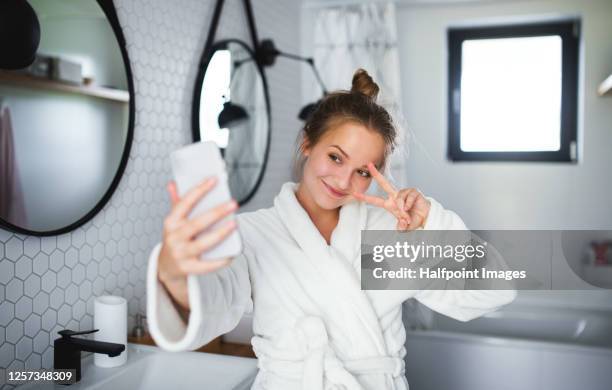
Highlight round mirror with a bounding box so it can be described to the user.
[193,39,271,205]
[0,0,133,235]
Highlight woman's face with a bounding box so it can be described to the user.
[301,120,386,210]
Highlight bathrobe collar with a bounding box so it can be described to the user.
[273,181,388,355]
[273,181,367,264]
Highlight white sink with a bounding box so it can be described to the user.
[16,343,258,390]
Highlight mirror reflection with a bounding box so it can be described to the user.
[197,39,270,204]
[0,0,131,234]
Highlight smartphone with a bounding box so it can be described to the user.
[170,141,243,261]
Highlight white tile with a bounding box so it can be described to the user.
[93,242,105,261]
[85,226,99,246]
[65,284,79,305]
[24,314,41,338]
[0,343,15,367]
[25,352,41,370]
[6,278,24,303]
[99,259,111,277]
[15,336,33,362]
[6,318,24,343]
[72,300,86,320]
[86,262,98,281]
[0,301,15,326]
[15,256,33,280]
[57,268,71,289]
[5,236,24,261]
[41,272,57,294]
[71,228,86,248]
[79,245,93,264]
[79,280,92,300]
[32,252,49,276]
[0,260,14,284]
[42,346,53,369]
[49,288,64,310]
[72,264,85,285]
[105,273,117,291]
[40,237,57,255]
[33,330,50,354]
[24,274,41,298]
[33,291,49,315]
[56,234,71,252]
[105,240,118,258]
[57,304,72,326]
[41,310,57,332]
[49,249,64,272]
[65,248,78,268]
[15,296,33,321]
[23,237,41,258]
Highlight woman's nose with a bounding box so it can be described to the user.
[336,168,353,192]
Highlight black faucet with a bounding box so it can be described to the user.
[54,329,126,383]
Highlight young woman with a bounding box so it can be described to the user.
[146,69,516,390]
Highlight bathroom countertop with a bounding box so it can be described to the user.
[128,333,256,358]
[13,342,258,390]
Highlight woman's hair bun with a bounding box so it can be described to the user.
[350,68,379,101]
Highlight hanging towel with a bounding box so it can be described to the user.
[0,102,27,226]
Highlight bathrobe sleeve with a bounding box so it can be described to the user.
[412,196,517,322]
[146,241,254,351]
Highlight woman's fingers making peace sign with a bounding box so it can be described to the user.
[353,162,431,231]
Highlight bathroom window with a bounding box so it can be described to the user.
[447,20,580,162]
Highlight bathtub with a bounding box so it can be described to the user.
[403,304,612,390]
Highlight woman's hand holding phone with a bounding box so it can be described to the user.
[157,176,238,311]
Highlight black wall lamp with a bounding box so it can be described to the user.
[218,39,329,123]
[218,100,249,128]
[254,39,328,121]
[217,55,251,129]
[203,0,327,127]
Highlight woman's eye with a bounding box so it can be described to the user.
[328,153,369,177]
[358,170,371,178]
[329,153,341,163]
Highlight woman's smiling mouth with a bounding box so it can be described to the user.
[321,179,347,198]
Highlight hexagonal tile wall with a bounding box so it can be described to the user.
[0,0,301,379]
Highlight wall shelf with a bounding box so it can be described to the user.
[598,74,612,96]
[0,70,129,103]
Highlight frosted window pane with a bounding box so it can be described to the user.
[460,36,562,152]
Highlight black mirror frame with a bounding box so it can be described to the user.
[0,0,136,237]
[191,0,271,206]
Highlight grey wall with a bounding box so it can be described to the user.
[397,0,612,230]
[0,0,302,379]
[394,0,612,309]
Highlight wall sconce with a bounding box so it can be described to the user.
[255,39,328,121]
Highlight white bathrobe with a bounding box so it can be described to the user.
[146,181,516,390]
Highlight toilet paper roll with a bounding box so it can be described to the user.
[93,295,127,367]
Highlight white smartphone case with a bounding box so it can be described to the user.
[170,141,243,261]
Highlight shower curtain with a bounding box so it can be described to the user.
[307,1,407,191]
[0,100,28,226]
